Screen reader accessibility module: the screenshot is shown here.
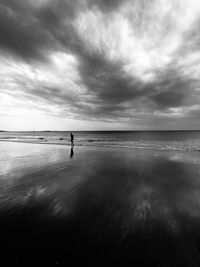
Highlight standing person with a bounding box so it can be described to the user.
[70,133,74,147]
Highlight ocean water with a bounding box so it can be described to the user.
[1,131,200,151]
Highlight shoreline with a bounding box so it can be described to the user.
[0,139,199,152]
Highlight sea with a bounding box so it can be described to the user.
[1,130,200,151]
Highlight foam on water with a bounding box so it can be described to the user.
[1,131,200,151]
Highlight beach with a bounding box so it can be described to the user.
[1,141,200,266]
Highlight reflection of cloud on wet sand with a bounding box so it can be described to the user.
[4,148,200,229]
[1,145,200,265]
[57,151,200,265]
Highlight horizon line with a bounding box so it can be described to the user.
[1,129,200,132]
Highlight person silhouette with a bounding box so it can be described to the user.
[70,133,74,147]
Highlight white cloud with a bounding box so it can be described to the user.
[0,51,84,117]
[74,0,200,83]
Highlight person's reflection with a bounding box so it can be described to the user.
[70,147,74,158]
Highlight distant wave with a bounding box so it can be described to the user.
[1,131,200,151]
[0,138,200,151]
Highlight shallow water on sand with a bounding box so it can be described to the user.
[1,142,200,266]
[1,130,200,151]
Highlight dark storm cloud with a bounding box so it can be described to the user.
[78,53,150,104]
[152,91,185,108]
[149,70,197,110]
[88,0,128,11]
[8,0,152,117]
[0,0,29,14]
[77,51,196,116]
[1,0,200,127]
[0,0,84,61]
[0,2,59,61]
[0,0,126,61]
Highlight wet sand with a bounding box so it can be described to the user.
[1,142,200,266]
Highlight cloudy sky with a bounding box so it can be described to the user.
[1,0,200,130]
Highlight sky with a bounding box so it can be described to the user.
[1,0,200,130]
